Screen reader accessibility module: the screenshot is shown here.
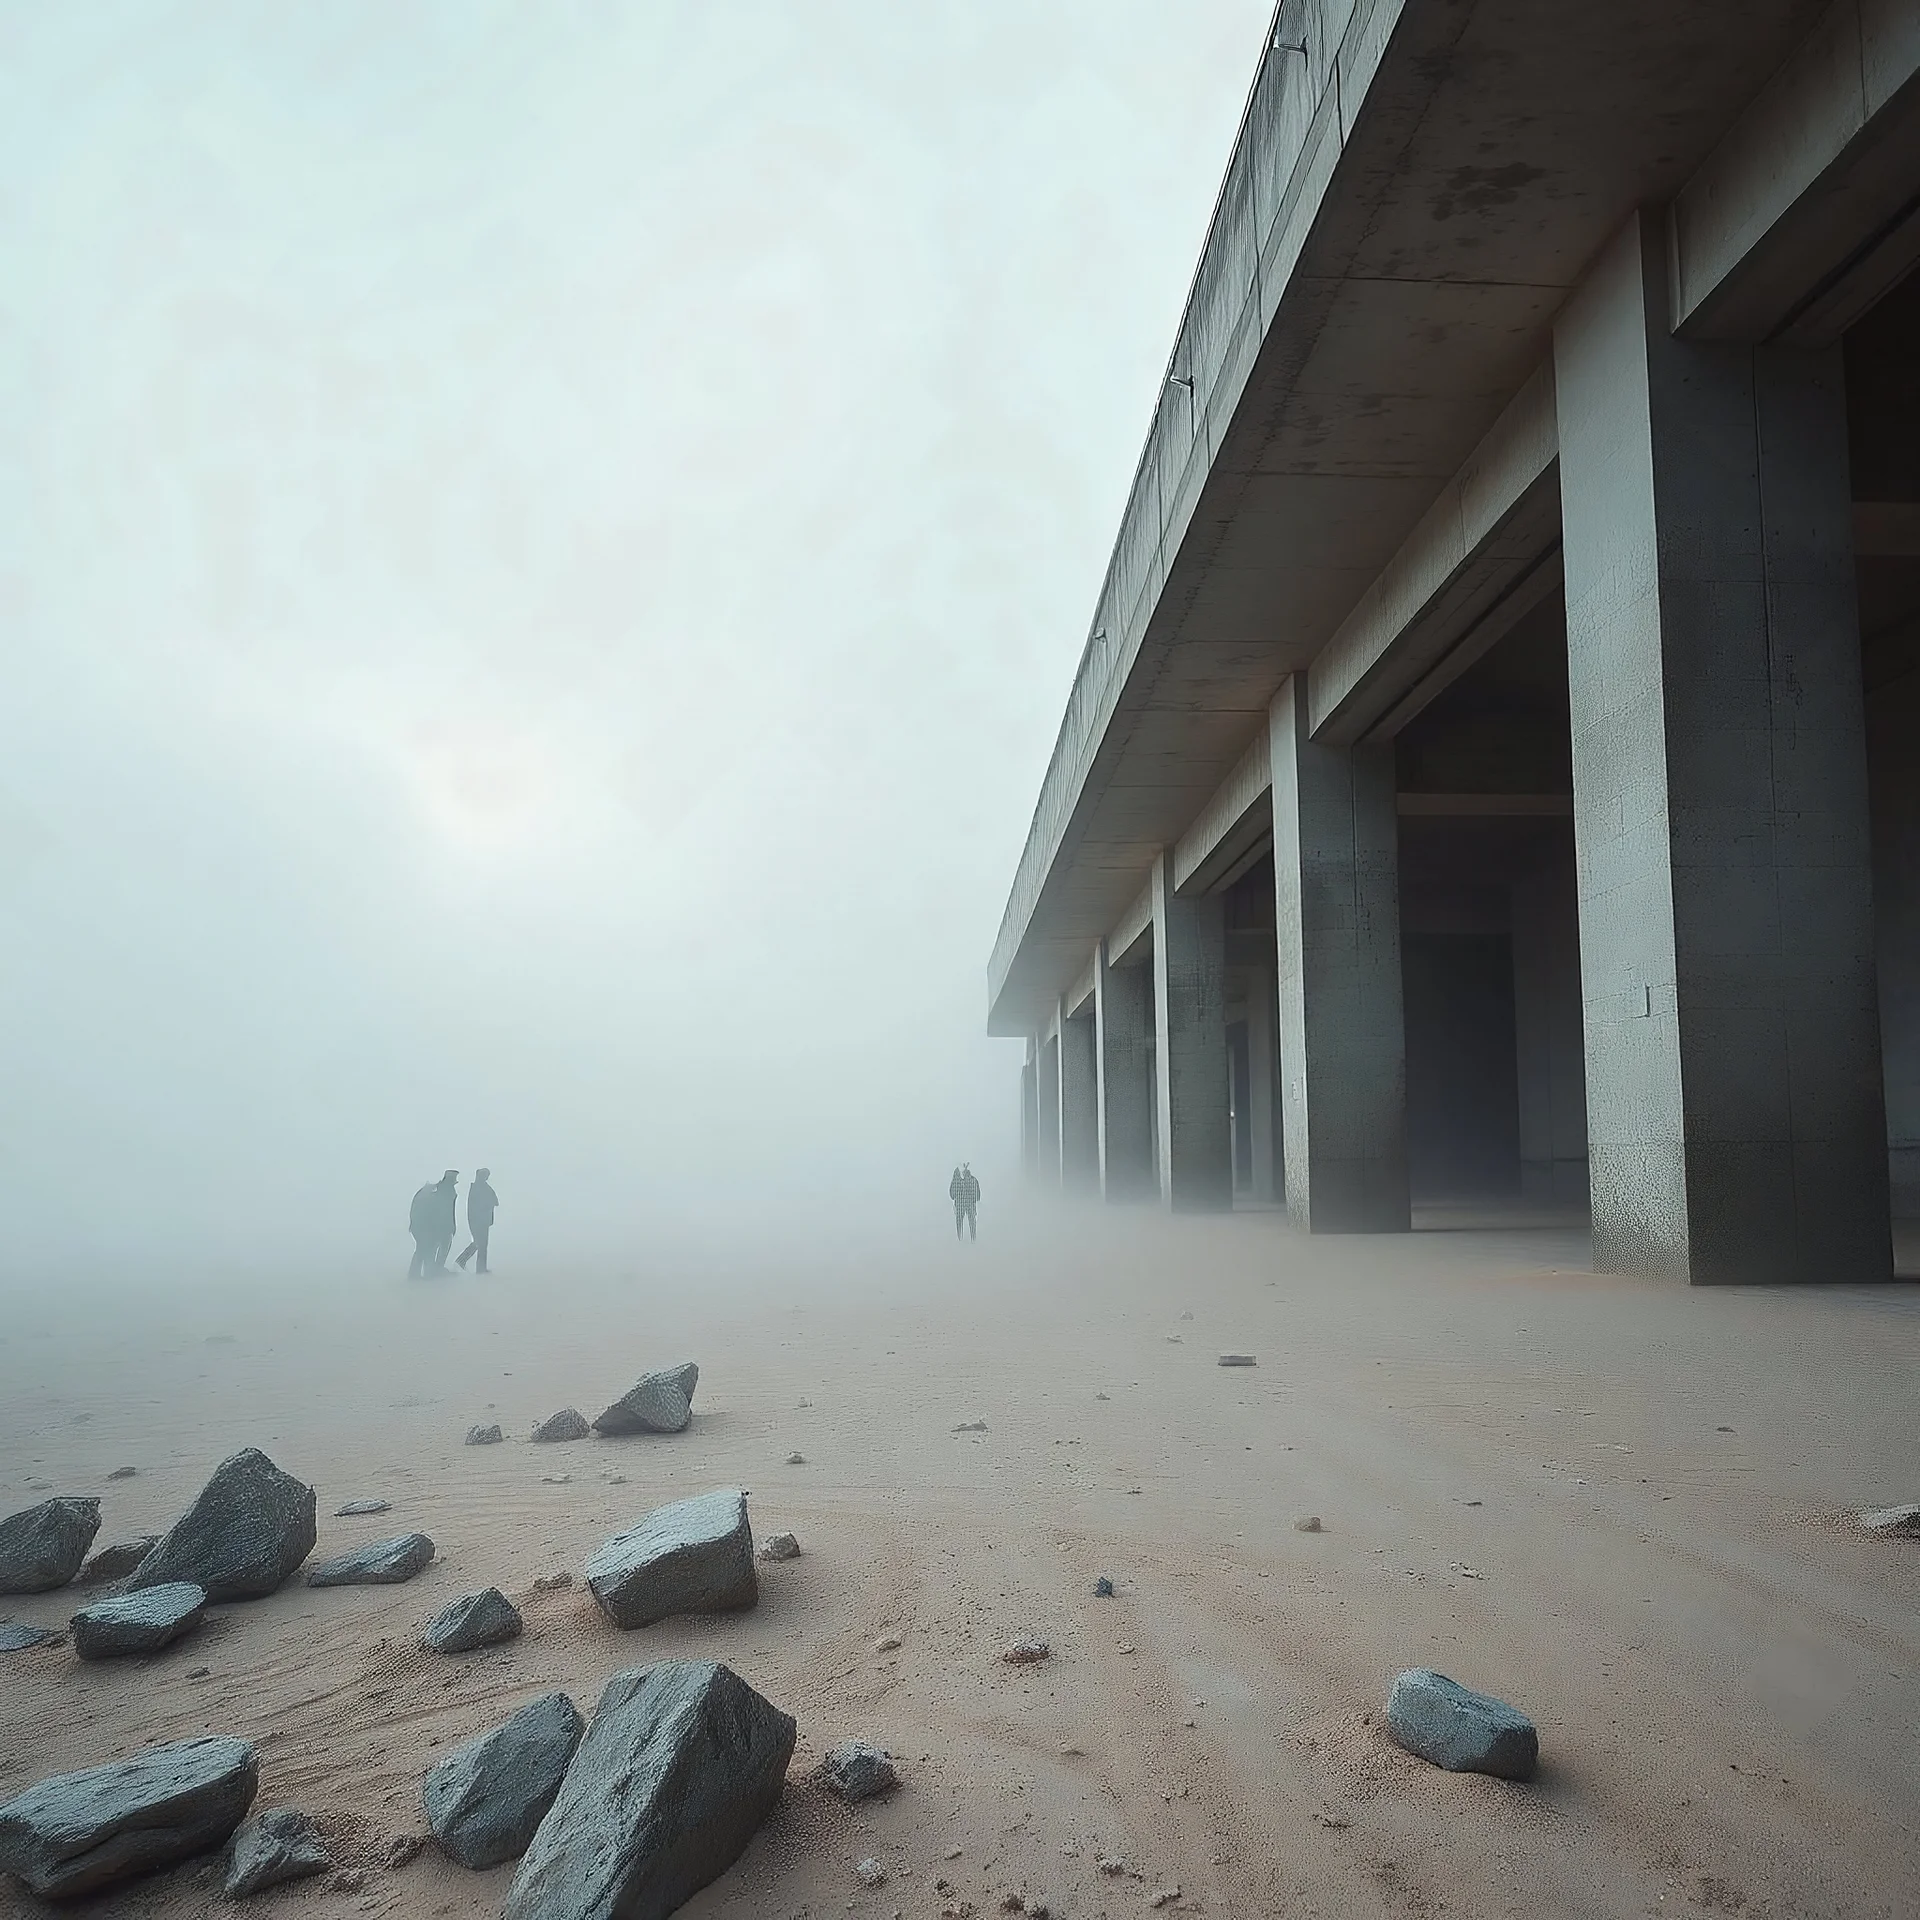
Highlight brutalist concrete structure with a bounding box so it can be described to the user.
[991,0,1920,1283]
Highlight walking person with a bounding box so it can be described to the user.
[949,1162,980,1241]
[407,1179,438,1277]
[429,1169,459,1273]
[456,1167,498,1274]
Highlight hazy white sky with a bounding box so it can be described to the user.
[0,2,1270,1271]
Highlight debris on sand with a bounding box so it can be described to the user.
[424,1587,523,1654]
[502,1661,795,1920]
[593,1364,698,1437]
[1385,1669,1538,1780]
[758,1531,801,1562]
[334,1499,391,1517]
[126,1449,316,1601]
[541,1475,572,1486]
[816,1740,899,1801]
[585,1488,758,1629]
[383,1833,427,1870]
[954,1420,988,1433]
[1294,1516,1322,1533]
[0,1735,258,1900]
[0,1621,64,1653]
[1148,1886,1181,1908]
[1859,1502,1920,1537]
[875,1635,903,1653]
[76,1537,159,1589]
[786,1452,806,1465]
[307,1534,435,1587]
[225,1808,332,1898]
[858,1858,888,1887]
[425,1691,585,1870]
[1217,1354,1257,1367]
[1002,1637,1050,1664]
[1094,1576,1115,1597]
[107,1466,137,1481]
[531,1572,573,1593]
[1096,1856,1126,1875]
[71,1582,207,1659]
[531,1409,591,1443]
[0,1497,101,1594]
[466,1424,504,1446]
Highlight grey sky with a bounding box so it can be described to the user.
[0,2,1269,1270]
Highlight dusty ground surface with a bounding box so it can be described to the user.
[3,1207,1919,1919]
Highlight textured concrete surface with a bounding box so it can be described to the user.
[1152,854,1231,1212]
[1059,1001,1098,1193]
[1094,941,1155,1201]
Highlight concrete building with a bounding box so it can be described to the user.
[991,0,1920,1283]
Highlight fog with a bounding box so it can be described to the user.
[0,3,1269,1275]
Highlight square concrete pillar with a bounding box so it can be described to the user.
[1512,856,1589,1205]
[1151,852,1232,1210]
[1245,964,1279,1202]
[1036,1027,1061,1185]
[1095,941,1156,1200]
[1553,209,1889,1283]
[1059,998,1099,1192]
[1020,1041,1039,1180]
[1270,676,1410,1231]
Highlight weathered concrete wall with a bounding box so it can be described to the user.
[1554,210,1889,1284]
[1271,678,1410,1231]
[1095,943,1157,1201]
[1152,853,1232,1212]
[1512,852,1589,1205]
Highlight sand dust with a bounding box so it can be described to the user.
[3,1207,1919,1918]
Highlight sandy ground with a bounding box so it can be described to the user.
[3,1206,1920,1920]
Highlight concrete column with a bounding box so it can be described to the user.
[1869,671,1920,1218]
[1245,965,1278,1201]
[1512,857,1588,1205]
[1058,999,1099,1193]
[1094,942,1156,1200]
[1020,1040,1040,1181]
[1037,1027,1061,1185]
[1553,209,1889,1284]
[1270,675,1410,1231]
[1151,852,1232,1210]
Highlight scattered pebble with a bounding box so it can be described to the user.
[186,1666,211,1679]
[1218,1354,1256,1367]
[945,1847,964,1860]
[1116,1642,1136,1654]
[1149,1888,1181,1908]
[786,1453,806,1466]
[1094,1576,1115,1597]
[1097,1856,1125,1875]
[1715,1425,1735,1434]
[1002,1637,1050,1664]
[876,1635,903,1653]
[816,1741,899,1801]
[465,1424,503,1446]
[541,1474,572,1485]
[531,1572,573,1593]
[1095,1392,1110,1401]
[1293,1516,1322,1533]
[107,1466,137,1481]
[759,1531,802,1561]
[954,1420,989,1433]
[334,1499,391,1516]
[857,1858,887,1888]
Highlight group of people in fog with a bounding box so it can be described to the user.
[408,1168,498,1276]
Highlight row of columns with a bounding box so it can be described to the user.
[1021,207,1893,1285]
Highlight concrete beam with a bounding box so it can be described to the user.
[1108,881,1155,968]
[1307,364,1562,746]
[1064,955,1097,1018]
[1670,0,1920,345]
[1172,730,1274,896]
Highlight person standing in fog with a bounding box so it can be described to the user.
[457,1167,498,1274]
[407,1179,439,1277]
[950,1162,980,1240]
[429,1169,459,1273]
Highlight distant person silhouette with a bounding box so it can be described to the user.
[949,1162,980,1240]
[428,1169,459,1273]
[407,1180,439,1277]
[456,1168,498,1274]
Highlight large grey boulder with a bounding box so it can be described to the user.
[586,1489,757,1629]
[225,1808,332,1897]
[76,1537,160,1589]
[1385,1669,1538,1780]
[593,1364,699,1437]
[424,1587,523,1654]
[71,1582,207,1660]
[0,1497,102,1594]
[424,1691,585,1869]
[503,1661,795,1920]
[532,1409,590,1443]
[127,1449,316,1601]
[0,1735,259,1899]
[306,1533,435,1586]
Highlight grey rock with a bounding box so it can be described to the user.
[424,1691,585,1869]
[0,1497,102,1594]
[77,1537,161,1589]
[0,1621,64,1652]
[592,1374,691,1438]
[1860,1502,1920,1537]
[757,1531,801,1562]
[531,1409,590,1443]
[1217,1354,1257,1367]
[107,1466,137,1481]
[1385,1669,1538,1781]
[384,1832,427,1870]
[126,1448,316,1601]
[306,1534,435,1587]
[71,1582,207,1660]
[1094,1576,1115,1597]
[334,1498,391,1516]
[1002,1637,1050,1664]
[503,1661,795,1920]
[225,1808,331,1897]
[585,1488,757,1629]
[0,1735,258,1899]
[816,1741,898,1801]
[466,1424,504,1446]
[424,1587,522,1654]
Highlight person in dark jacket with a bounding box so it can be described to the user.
[949,1162,980,1240]
[407,1180,438,1277]
[456,1168,498,1274]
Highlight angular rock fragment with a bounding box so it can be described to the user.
[334,1498,391,1517]
[1860,1502,1920,1537]
[592,1368,693,1437]
[503,1661,795,1920]
[107,1467,137,1481]
[424,1691,585,1869]
[531,1409,590,1443]
[225,1808,332,1898]
[757,1531,801,1562]
[0,1735,258,1899]
[1385,1668,1538,1780]
[306,1534,435,1587]
[0,1497,102,1594]
[0,1621,63,1653]
[1217,1354,1257,1367]
[424,1587,522,1654]
[585,1488,757,1629]
[466,1424,504,1446]
[816,1740,899,1801]
[1002,1638,1050,1664]
[71,1582,207,1660]
[127,1449,316,1601]
[76,1537,161,1589]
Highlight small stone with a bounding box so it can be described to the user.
[1293,1516,1322,1533]
[1094,1576,1115,1597]
[424,1691,585,1869]
[0,1497,102,1594]
[585,1488,758,1629]
[531,1571,573,1592]
[71,1582,207,1659]
[76,1537,161,1588]
[1217,1354,1256,1367]
[334,1498,391,1516]
[815,1740,898,1801]
[187,1666,211,1679]
[530,1408,590,1443]
[786,1452,806,1465]
[306,1534,435,1586]
[858,1858,888,1887]
[1859,1502,1920,1537]
[423,1587,523,1654]
[603,1473,628,1485]
[541,1474,572,1485]
[1149,1887,1181,1908]
[383,1832,427,1870]
[107,1467,137,1481]
[0,1621,63,1652]
[953,1420,988,1433]
[1096,1392,1110,1401]
[1002,1637,1050,1664]
[466,1424,504,1446]
[1097,1856,1125,1875]
[758,1531,801,1562]
[225,1808,331,1898]
[876,1635,902,1653]
[945,1847,964,1860]
[1385,1668,1538,1780]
